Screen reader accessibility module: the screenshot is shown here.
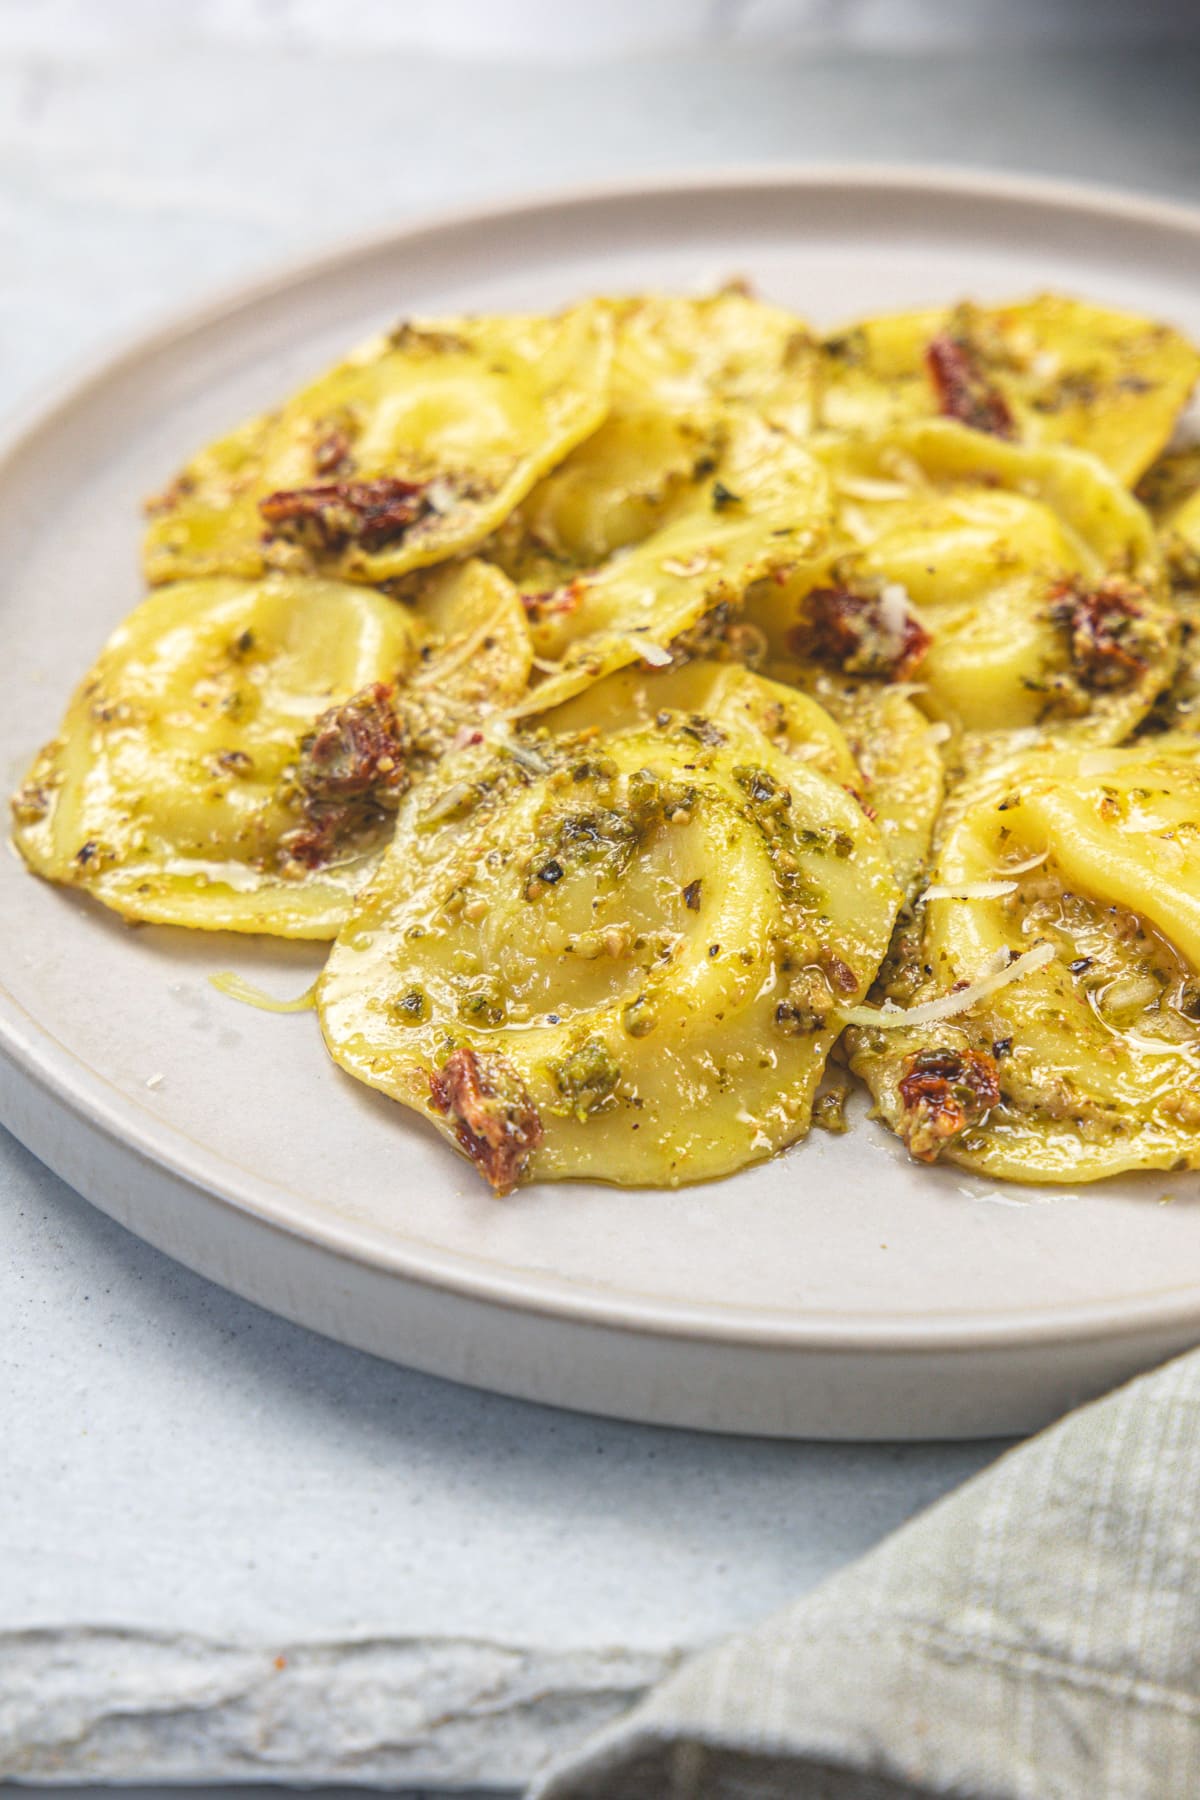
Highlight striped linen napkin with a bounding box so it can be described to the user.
[533,1350,1200,1798]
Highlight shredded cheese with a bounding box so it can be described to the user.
[837,502,873,543]
[834,475,912,503]
[661,552,712,578]
[627,635,674,668]
[922,880,1018,902]
[878,448,930,490]
[486,719,552,775]
[209,971,319,1013]
[877,581,912,640]
[423,477,458,515]
[925,721,953,745]
[839,942,1056,1030]
[1001,848,1049,875]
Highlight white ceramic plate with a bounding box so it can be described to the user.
[5,168,1200,1440]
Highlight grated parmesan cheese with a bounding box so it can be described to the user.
[837,501,873,543]
[423,477,458,515]
[1001,848,1049,875]
[209,972,319,1013]
[922,880,1018,902]
[661,553,712,578]
[839,942,1056,1030]
[834,475,913,503]
[877,581,912,640]
[627,635,674,668]
[487,719,552,774]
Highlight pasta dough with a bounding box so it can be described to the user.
[508,415,833,715]
[847,739,1200,1180]
[766,662,946,895]
[746,422,1176,750]
[12,562,531,937]
[542,657,944,895]
[493,290,817,579]
[1137,446,1200,732]
[143,306,613,587]
[319,703,900,1189]
[13,278,1200,1195]
[818,294,1200,484]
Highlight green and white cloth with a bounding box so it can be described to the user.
[534,1352,1200,1798]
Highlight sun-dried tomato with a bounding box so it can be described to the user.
[898,1046,1001,1162]
[521,577,588,623]
[925,332,1015,439]
[788,587,930,679]
[260,477,430,554]
[1048,577,1150,692]
[283,682,410,867]
[429,1047,545,1194]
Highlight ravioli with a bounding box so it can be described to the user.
[12,562,531,937]
[143,305,613,587]
[818,294,1200,485]
[542,657,943,894]
[18,278,1200,1198]
[607,290,817,431]
[1136,445,1200,732]
[1138,443,1200,550]
[507,415,833,716]
[542,659,860,784]
[319,705,900,1190]
[847,739,1200,1181]
[407,556,533,717]
[493,290,818,580]
[766,662,946,895]
[745,421,1175,751]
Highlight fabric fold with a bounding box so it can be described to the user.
[533,1350,1200,1799]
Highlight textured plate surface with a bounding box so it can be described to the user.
[4,168,1200,1440]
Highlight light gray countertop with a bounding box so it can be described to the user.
[1,35,1197,1795]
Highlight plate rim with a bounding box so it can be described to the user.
[6,160,1200,1361]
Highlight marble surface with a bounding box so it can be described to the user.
[0,1127,995,1790]
[0,31,1197,1796]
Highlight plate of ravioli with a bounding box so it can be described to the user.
[6,169,1200,1436]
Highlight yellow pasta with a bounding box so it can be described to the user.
[542,657,944,894]
[14,280,1200,1195]
[819,294,1200,485]
[847,739,1200,1181]
[766,661,946,895]
[143,305,613,586]
[746,421,1176,751]
[12,562,531,937]
[492,290,817,581]
[508,414,833,716]
[319,705,900,1189]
